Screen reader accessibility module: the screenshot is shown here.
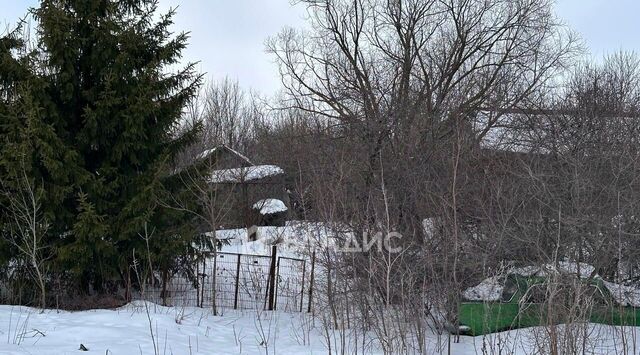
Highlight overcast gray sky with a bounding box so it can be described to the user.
[2,0,639,96]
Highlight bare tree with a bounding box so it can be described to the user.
[1,164,48,309]
[263,0,579,347]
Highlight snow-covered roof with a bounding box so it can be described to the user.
[197,145,253,165]
[474,111,549,153]
[196,148,216,161]
[209,165,284,183]
[252,199,288,215]
[475,110,640,154]
[462,276,504,302]
[463,262,597,302]
[462,262,640,304]
[602,280,640,307]
[509,262,597,279]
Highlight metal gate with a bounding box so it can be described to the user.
[198,248,310,312]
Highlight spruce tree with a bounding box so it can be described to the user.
[31,0,202,292]
[0,24,80,303]
[0,27,31,277]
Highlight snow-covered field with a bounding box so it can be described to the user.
[0,302,326,355]
[1,302,640,354]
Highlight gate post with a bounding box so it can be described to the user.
[307,250,316,313]
[200,256,207,308]
[234,253,241,309]
[274,257,281,310]
[267,245,277,311]
[212,252,218,315]
[300,259,306,312]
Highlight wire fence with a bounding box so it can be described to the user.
[144,247,315,314]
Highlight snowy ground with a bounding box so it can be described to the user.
[0,302,328,355]
[4,226,640,354]
[2,302,640,354]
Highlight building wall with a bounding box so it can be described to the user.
[202,147,290,229]
[212,175,290,229]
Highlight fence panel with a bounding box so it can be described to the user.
[142,250,312,313]
[206,252,272,310]
[275,257,306,312]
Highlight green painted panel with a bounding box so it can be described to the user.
[459,302,520,336]
[461,303,640,335]
[460,274,640,335]
[591,307,640,326]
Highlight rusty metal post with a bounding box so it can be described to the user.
[307,250,316,313]
[274,257,281,310]
[194,259,199,307]
[212,253,218,315]
[267,245,277,311]
[199,257,206,307]
[234,254,241,309]
[299,259,306,312]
